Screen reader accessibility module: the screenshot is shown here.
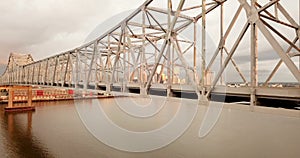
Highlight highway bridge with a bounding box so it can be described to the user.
[0,0,299,108]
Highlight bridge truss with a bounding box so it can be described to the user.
[0,0,299,106]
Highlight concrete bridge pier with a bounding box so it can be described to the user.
[167,88,174,98]
[4,86,35,112]
[198,94,209,106]
[105,84,112,96]
[139,87,147,97]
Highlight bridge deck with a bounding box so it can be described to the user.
[118,83,300,101]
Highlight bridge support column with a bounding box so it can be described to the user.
[250,0,258,111]
[140,87,147,97]
[5,86,35,112]
[8,88,14,108]
[198,91,209,105]
[105,84,112,96]
[250,88,257,111]
[167,86,174,97]
[28,86,33,107]
[122,83,128,93]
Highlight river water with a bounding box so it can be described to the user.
[1,96,300,158]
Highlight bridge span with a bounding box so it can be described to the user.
[0,0,299,108]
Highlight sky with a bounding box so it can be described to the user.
[0,0,142,63]
[0,0,299,82]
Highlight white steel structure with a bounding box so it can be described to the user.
[0,0,299,106]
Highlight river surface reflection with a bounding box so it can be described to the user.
[1,97,300,158]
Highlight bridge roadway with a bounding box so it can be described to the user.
[80,82,299,102]
[115,83,300,101]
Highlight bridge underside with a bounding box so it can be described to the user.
[0,0,299,106]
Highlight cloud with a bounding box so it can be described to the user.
[0,0,142,61]
[232,48,281,64]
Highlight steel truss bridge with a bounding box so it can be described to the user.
[0,0,299,106]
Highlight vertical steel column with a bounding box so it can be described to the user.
[31,65,35,84]
[11,62,14,84]
[69,55,73,87]
[250,0,258,108]
[172,45,175,84]
[19,68,21,84]
[31,65,34,84]
[201,0,206,95]
[21,66,25,84]
[127,46,130,84]
[63,53,71,87]
[11,65,14,84]
[59,55,65,86]
[111,26,125,92]
[220,2,224,85]
[84,48,88,90]
[75,50,80,89]
[167,0,172,97]
[141,8,146,85]
[15,69,17,84]
[99,52,104,83]
[94,49,99,89]
[37,62,41,84]
[116,56,120,83]
[44,59,49,85]
[87,42,98,89]
[52,56,59,86]
[27,66,30,84]
[17,68,19,84]
[106,35,112,94]
[122,31,127,92]
[194,22,197,81]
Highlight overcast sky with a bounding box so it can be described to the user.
[0,0,142,63]
[0,0,299,82]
